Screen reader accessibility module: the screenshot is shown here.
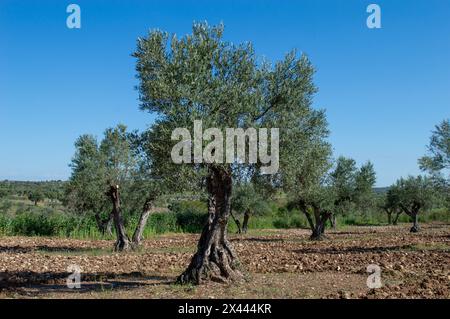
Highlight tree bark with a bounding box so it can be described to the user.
[242,209,250,234]
[310,205,329,240]
[132,197,154,247]
[105,218,113,236]
[177,166,242,285]
[298,201,315,233]
[393,211,401,225]
[230,210,242,234]
[330,214,337,230]
[107,185,130,251]
[410,212,420,233]
[387,210,392,225]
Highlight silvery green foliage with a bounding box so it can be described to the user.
[419,119,450,209]
[419,119,450,174]
[389,175,435,214]
[133,22,320,191]
[66,125,153,216]
[232,183,271,216]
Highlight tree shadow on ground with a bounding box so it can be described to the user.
[0,245,107,254]
[330,231,378,236]
[0,271,175,296]
[231,237,285,243]
[292,244,412,255]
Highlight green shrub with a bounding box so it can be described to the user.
[147,212,179,234]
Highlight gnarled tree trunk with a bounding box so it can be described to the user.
[330,213,337,230]
[230,210,242,234]
[242,209,250,234]
[177,166,243,285]
[393,210,401,225]
[410,213,420,233]
[384,209,392,225]
[132,197,154,247]
[310,205,330,240]
[298,201,329,241]
[400,204,421,233]
[107,185,130,251]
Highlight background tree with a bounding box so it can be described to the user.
[328,157,357,228]
[390,176,434,232]
[379,188,402,225]
[0,185,9,199]
[134,22,320,284]
[66,125,159,251]
[419,119,450,209]
[282,117,332,240]
[65,134,111,234]
[287,154,376,240]
[232,183,271,234]
[28,190,44,206]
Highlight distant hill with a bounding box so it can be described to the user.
[373,187,389,194]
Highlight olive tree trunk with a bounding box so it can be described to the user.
[242,209,250,234]
[384,209,392,224]
[230,210,242,234]
[410,212,420,233]
[132,197,154,247]
[393,211,401,225]
[107,185,131,251]
[310,205,330,240]
[330,213,337,230]
[177,166,242,285]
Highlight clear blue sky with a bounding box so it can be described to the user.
[1,0,449,186]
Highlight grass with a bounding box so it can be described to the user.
[0,196,448,239]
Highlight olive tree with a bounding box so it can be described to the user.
[28,190,45,206]
[65,134,111,234]
[67,125,159,251]
[231,183,271,234]
[134,22,321,284]
[390,176,434,232]
[287,154,376,240]
[379,189,402,225]
[419,119,450,209]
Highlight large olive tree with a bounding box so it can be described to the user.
[134,22,322,284]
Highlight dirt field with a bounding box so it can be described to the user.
[0,223,449,299]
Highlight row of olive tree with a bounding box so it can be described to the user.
[67,21,448,286]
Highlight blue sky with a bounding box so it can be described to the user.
[0,0,449,186]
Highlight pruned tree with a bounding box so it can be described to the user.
[67,125,160,251]
[390,176,434,232]
[134,22,321,284]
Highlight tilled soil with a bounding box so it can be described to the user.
[0,223,448,299]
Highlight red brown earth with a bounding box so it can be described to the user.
[0,223,448,299]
